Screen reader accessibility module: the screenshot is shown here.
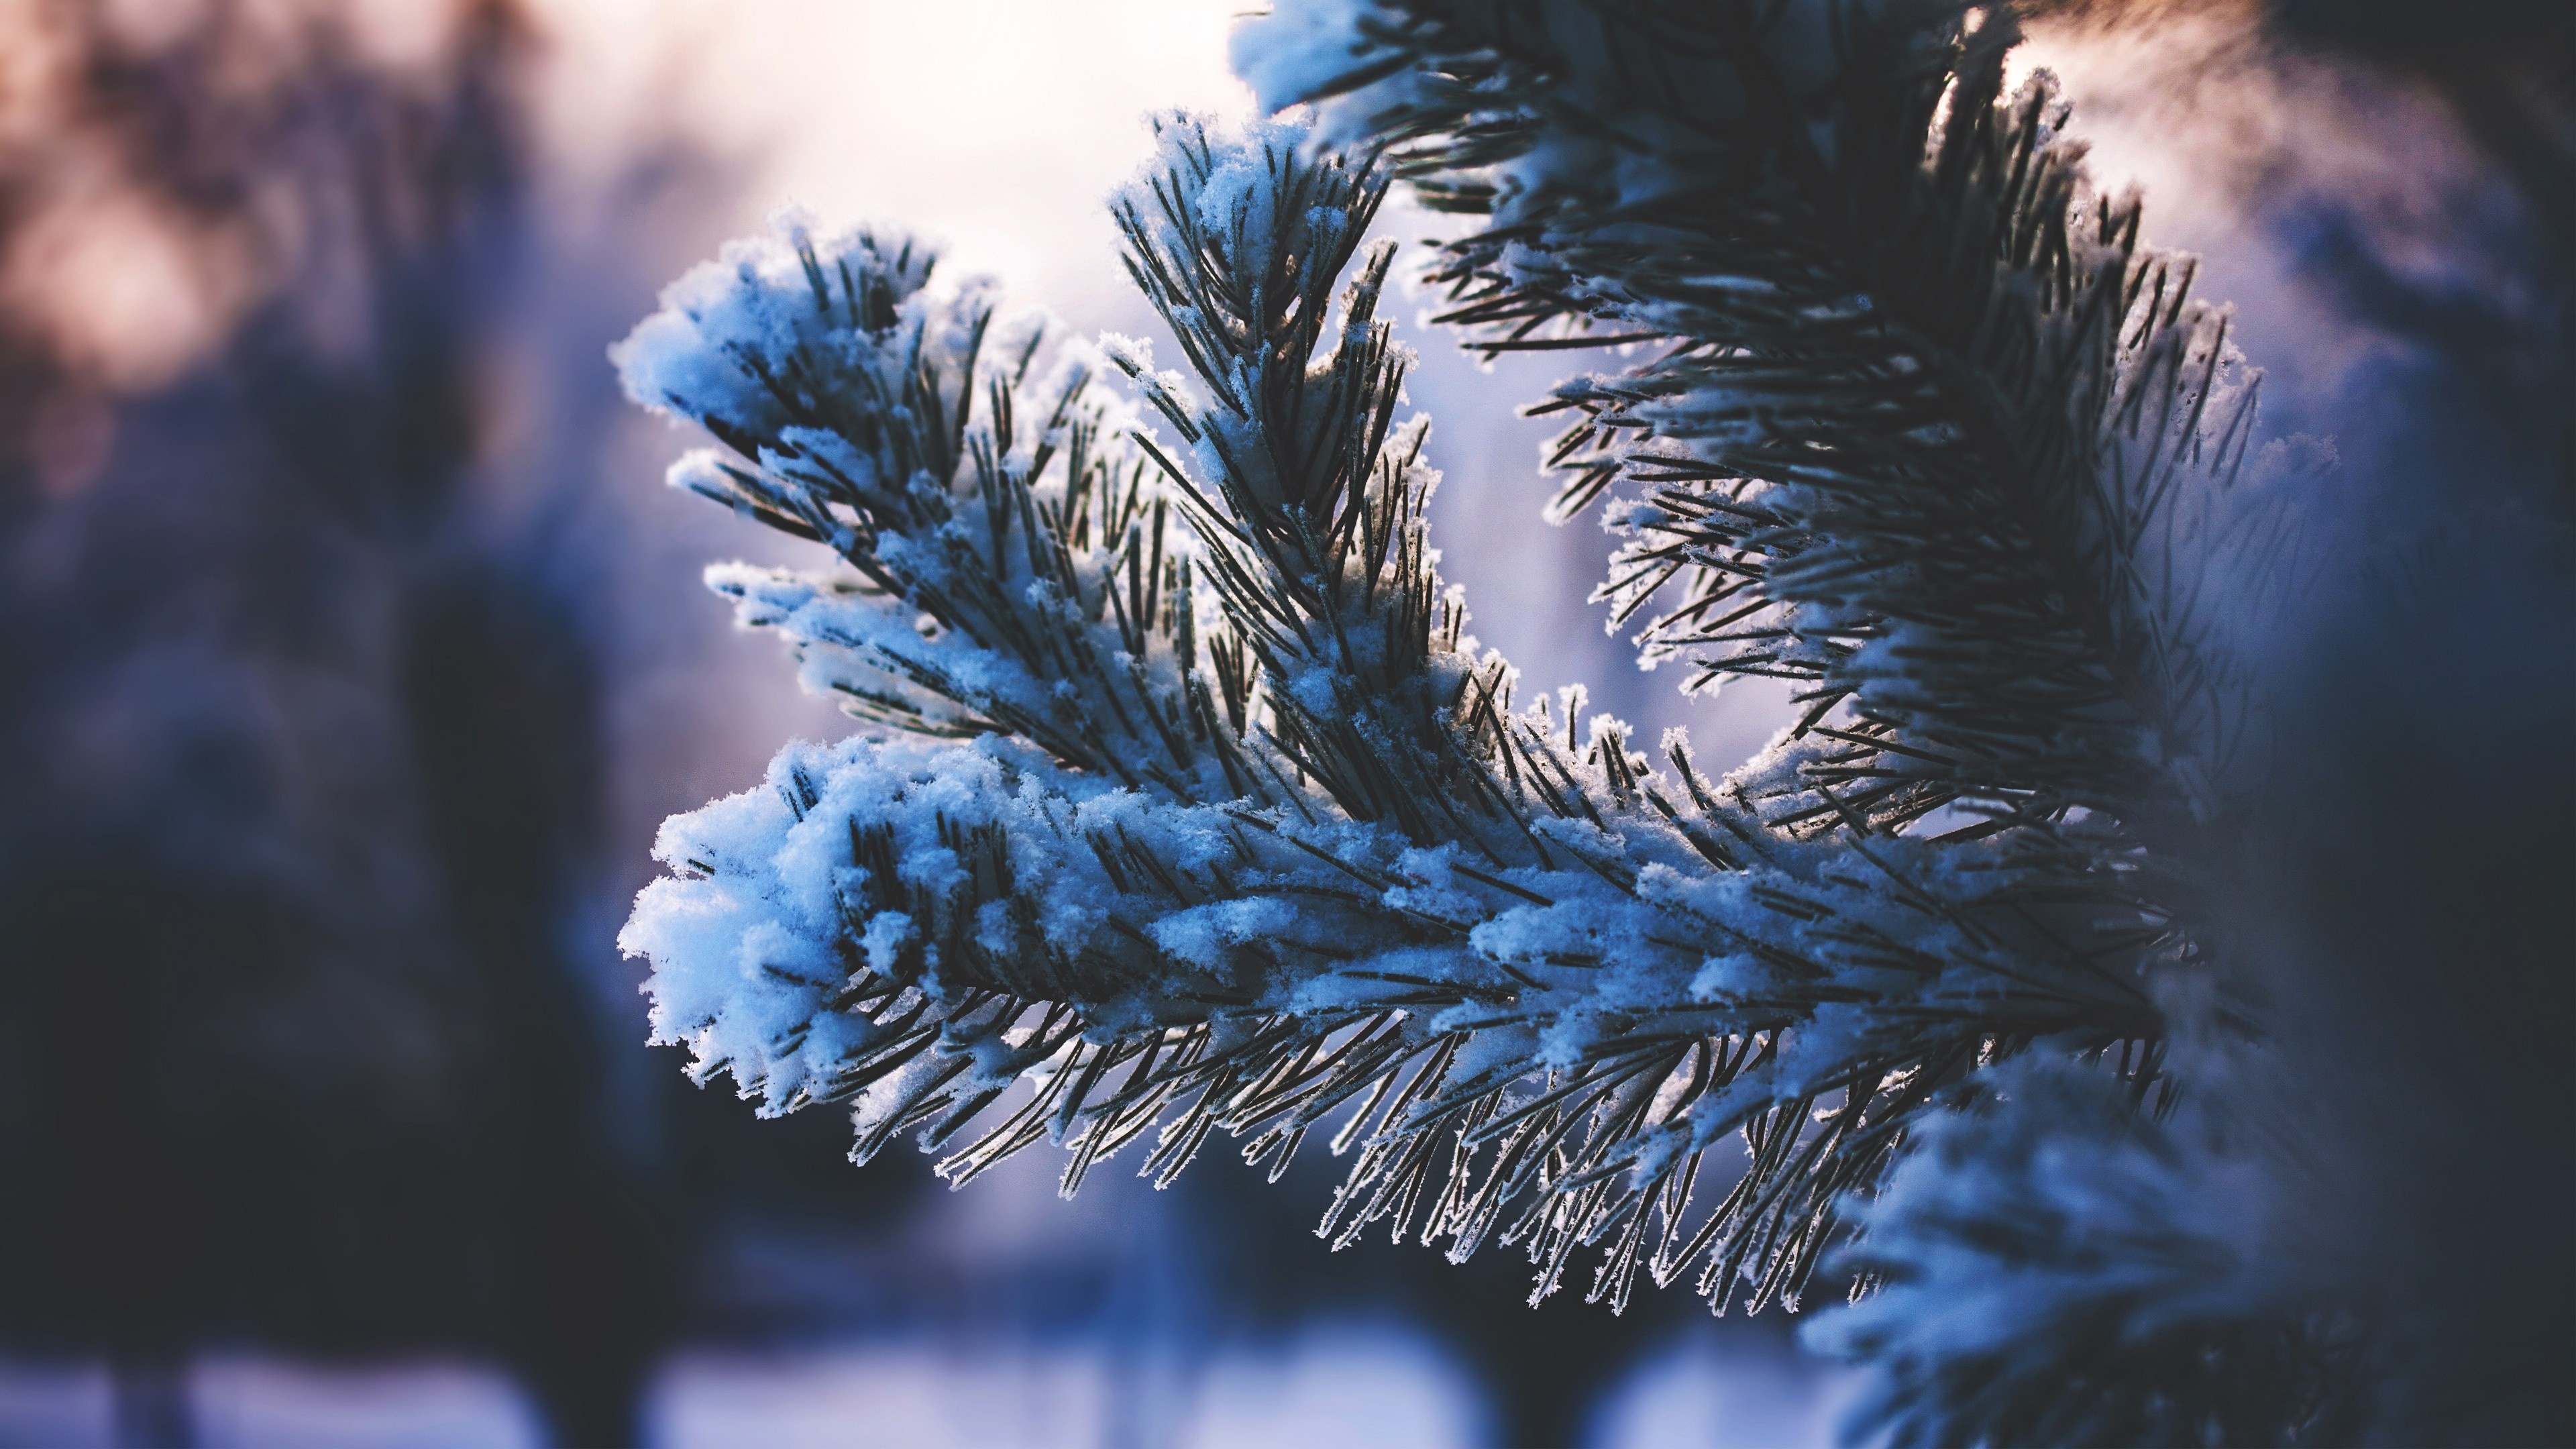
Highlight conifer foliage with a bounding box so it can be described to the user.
[613,3,2557,1442]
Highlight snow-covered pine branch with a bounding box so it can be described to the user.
[1240,0,2306,845]
[600,1,2576,1441]
[611,219,1228,795]
[615,105,2171,1338]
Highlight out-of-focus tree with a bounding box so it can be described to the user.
[0,5,687,1443]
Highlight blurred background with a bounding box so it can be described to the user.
[0,0,2561,1445]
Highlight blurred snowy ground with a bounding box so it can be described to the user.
[1,1328,1856,1449]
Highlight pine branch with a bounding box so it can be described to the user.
[1246,1,2305,837]
[1237,0,2280,1191]
[618,115,2174,1326]
[1809,1057,2365,1449]
[603,7,2571,1443]
[612,219,1248,800]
